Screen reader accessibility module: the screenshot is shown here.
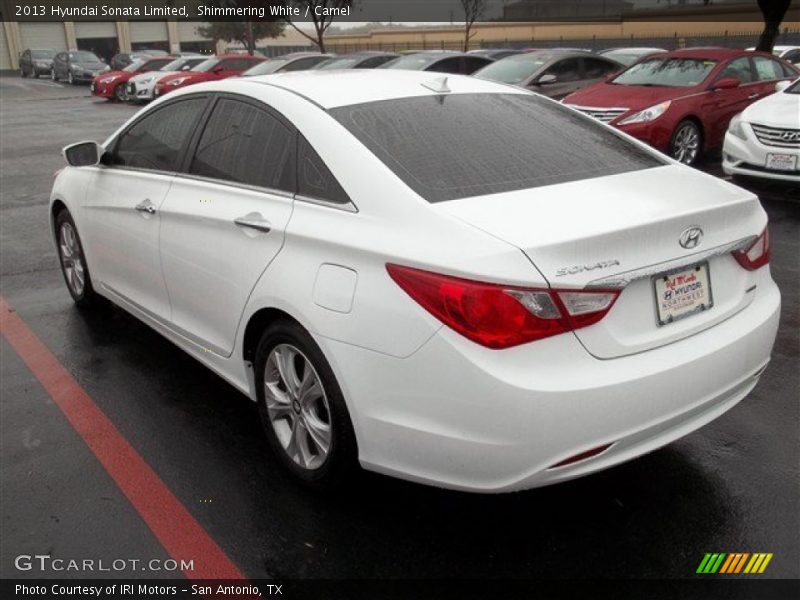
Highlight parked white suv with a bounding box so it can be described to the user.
[51,71,779,492]
[723,78,800,183]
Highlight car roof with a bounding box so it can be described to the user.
[659,47,763,60]
[234,69,528,109]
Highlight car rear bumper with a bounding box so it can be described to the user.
[723,131,800,183]
[321,269,780,493]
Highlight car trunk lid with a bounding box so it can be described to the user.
[435,165,766,358]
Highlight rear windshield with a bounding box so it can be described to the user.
[331,93,662,203]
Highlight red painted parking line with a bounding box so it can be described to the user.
[0,296,245,581]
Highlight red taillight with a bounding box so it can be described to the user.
[386,264,619,349]
[733,228,770,271]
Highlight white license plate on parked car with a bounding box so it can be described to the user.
[766,153,797,171]
[653,263,713,326]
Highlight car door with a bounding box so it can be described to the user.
[81,96,208,320]
[54,52,67,78]
[21,50,30,74]
[528,57,582,99]
[702,57,756,148]
[158,95,296,356]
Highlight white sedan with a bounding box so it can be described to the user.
[126,55,205,102]
[723,79,800,183]
[51,70,780,492]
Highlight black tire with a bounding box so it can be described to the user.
[254,319,358,491]
[54,209,101,308]
[113,83,127,102]
[669,119,703,167]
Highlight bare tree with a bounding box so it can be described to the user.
[756,0,791,53]
[460,0,486,52]
[286,1,354,54]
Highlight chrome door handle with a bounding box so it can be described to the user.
[748,94,759,99]
[135,199,156,214]
[234,213,271,233]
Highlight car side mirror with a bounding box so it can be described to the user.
[538,73,557,85]
[62,141,103,167]
[775,79,791,92]
[212,65,225,73]
[713,77,741,90]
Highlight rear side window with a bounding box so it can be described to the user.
[332,93,662,203]
[297,136,351,205]
[189,98,295,192]
[752,56,784,81]
[583,57,618,79]
[543,58,581,82]
[113,97,206,171]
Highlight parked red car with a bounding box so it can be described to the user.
[91,56,175,102]
[154,54,265,97]
[563,48,799,165]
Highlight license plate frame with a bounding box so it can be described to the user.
[652,262,713,327]
[766,152,797,172]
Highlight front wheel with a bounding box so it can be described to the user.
[50,68,57,81]
[670,120,703,166]
[55,210,100,307]
[113,83,127,102]
[254,320,358,491]
[67,70,75,85]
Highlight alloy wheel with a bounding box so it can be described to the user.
[672,123,700,165]
[263,344,332,471]
[115,84,127,102]
[58,222,85,297]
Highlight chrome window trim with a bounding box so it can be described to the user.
[172,171,296,200]
[295,193,358,213]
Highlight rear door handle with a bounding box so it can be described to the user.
[135,199,156,214]
[234,213,271,233]
[748,93,759,99]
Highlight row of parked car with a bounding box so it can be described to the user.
[18,44,799,181]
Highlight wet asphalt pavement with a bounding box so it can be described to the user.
[0,74,798,586]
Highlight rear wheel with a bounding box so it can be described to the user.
[254,319,358,491]
[55,210,100,308]
[670,120,702,166]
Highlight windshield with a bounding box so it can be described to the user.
[160,58,185,71]
[785,79,800,94]
[317,57,360,70]
[332,94,662,203]
[383,54,444,70]
[124,59,146,72]
[242,60,289,76]
[611,57,717,87]
[475,54,551,84]
[193,58,220,72]
[32,50,55,59]
[70,51,101,63]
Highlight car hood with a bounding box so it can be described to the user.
[130,70,175,83]
[99,70,130,79]
[161,72,208,84]
[741,90,800,128]
[564,82,703,111]
[78,62,107,71]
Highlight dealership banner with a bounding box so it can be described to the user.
[1,0,796,23]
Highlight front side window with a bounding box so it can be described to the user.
[583,57,618,79]
[717,57,754,83]
[542,58,581,82]
[332,93,662,203]
[612,57,717,87]
[112,98,207,171]
[69,51,100,63]
[189,98,294,192]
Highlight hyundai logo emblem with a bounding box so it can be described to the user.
[679,227,704,249]
[781,131,800,142]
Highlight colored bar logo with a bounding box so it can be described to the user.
[697,553,773,574]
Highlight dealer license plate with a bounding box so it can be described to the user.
[766,153,797,171]
[653,263,713,326]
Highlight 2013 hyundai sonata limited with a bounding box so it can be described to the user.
[50,71,780,493]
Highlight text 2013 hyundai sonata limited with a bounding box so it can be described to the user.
[50,71,779,493]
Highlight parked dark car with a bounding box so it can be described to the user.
[468,48,526,60]
[474,50,622,99]
[51,50,109,84]
[110,49,168,71]
[315,52,400,70]
[240,52,334,76]
[19,48,56,78]
[382,51,493,75]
